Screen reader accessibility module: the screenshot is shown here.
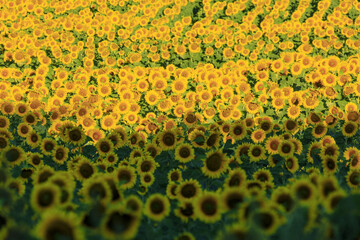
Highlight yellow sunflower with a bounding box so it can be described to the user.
[194,190,224,224]
[144,193,170,221]
[201,149,229,178]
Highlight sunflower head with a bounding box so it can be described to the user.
[271,187,295,213]
[176,179,202,202]
[66,126,87,146]
[1,146,25,166]
[31,182,61,213]
[194,191,223,224]
[206,132,221,149]
[342,121,358,138]
[95,138,114,156]
[201,149,229,178]
[175,143,195,163]
[144,193,170,221]
[291,179,317,204]
[221,187,247,211]
[229,122,247,141]
[346,169,360,188]
[251,208,279,235]
[225,169,247,188]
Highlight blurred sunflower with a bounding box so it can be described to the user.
[322,156,338,175]
[271,186,295,213]
[1,146,26,166]
[194,190,223,224]
[234,143,252,164]
[201,149,229,178]
[101,205,141,240]
[188,129,206,148]
[30,182,60,213]
[125,195,143,215]
[144,193,170,221]
[34,209,84,240]
[323,190,347,214]
[253,169,275,189]
[291,178,317,205]
[115,165,137,190]
[80,174,112,204]
[224,168,247,188]
[221,186,247,211]
[251,207,280,236]
[206,132,221,149]
[318,175,339,201]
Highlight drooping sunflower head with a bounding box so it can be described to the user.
[206,132,221,149]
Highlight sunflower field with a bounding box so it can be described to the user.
[2,0,360,239]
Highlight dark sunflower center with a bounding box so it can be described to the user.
[254,212,273,229]
[150,199,164,214]
[26,115,35,123]
[55,149,64,160]
[32,156,41,165]
[286,120,296,130]
[163,132,175,146]
[252,148,261,157]
[296,185,311,200]
[5,149,20,162]
[20,126,28,134]
[45,219,74,240]
[179,147,190,158]
[186,113,197,123]
[31,134,38,142]
[44,142,54,151]
[144,175,152,182]
[39,171,53,183]
[206,153,222,171]
[180,203,194,217]
[286,159,293,169]
[0,119,6,128]
[80,163,94,178]
[106,212,133,234]
[170,173,179,181]
[207,134,218,147]
[181,184,196,198]
[276,194,293,212]
[69,129,82,141]
[345,124,355,133]
[100,142,110,153]
[310,113,320,122]
[118,170,131,183]
[38,190,54,207]
[281,144,291,154]
[270,141,278,150]
[201,198,217,216]
[234,126,243,135]
[0,137,7,148]
[141,161,151,172]
[350,172,360,186]
[89,183,106,199]
[226,193,244,209]
[326,159,335,170]
[315,125,325,134]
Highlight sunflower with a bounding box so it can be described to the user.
[166,182,178,200]
[201,149,229,178]
[324,190,347,213]
[66,126,87,146]
[73,157,96,181]
[116,165,137,190]
[283,119,298,134]
[322,156,338,175]
[318,175,339,201]
[278,140,295,158]
[194,190,223,224]
[125,195,143,215]
[308,112,322,125]
[144,193,170,221]
[51,145,69,165]
[342,121,358,138]
[205,132,221,149]
[79,174,112,203]
[40,137,57,156]
[221,186,247,211]
[157,129,177,151]
[15,103,28,116]
[174,143,195,163]
[253,169,275,189]
[0,116,10,130]
[145,143,161,158]
[349,154,360,170]
[137,156,158,175]
[34,209,84,240]
[95,138,114,157]
[289,138,303,155]
[188,129,206,148]
[346,169,360,188]
[176,179,202,202]
[168,168,183,183]
[285,156,299,174]
[7,178,26,197]
[31,182,61,213]
[320,143,340,160]
[265,136,281,155]
[250,129,266,144]
[291,178,317,205]
[225,168,247,188]
[100,115,116,131]
[234,142,252,164]
[271,186,295,213]
[251,207,280,235]
[272,97,286,110]
[101,204,141,240]
[1,146,25,166]
[248,144,267,162]
[173,200,196,223]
